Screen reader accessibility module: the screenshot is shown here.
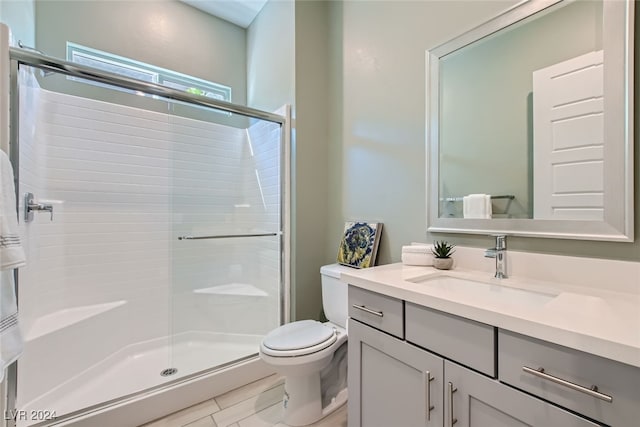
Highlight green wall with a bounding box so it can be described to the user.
[292,0,331,321]
[247,0,294,113]
[247,0,332,321]
[326,0,517,267]
[35,0,247,106]
[326,0,640,279]
[0,0,35,47]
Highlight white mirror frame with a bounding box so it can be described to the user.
[426,0,634,242]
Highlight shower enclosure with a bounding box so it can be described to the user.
[6,47,289,426]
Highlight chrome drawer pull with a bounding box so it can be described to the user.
[352,304,383,317]
[522,366,613,403]
[424,371,435,421]
[448,382,458,426]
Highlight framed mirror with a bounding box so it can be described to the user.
[427,0,634,241]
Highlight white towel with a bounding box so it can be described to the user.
[463,194,492,219]
[1,150,26,269]
[0,150,25,381]
[401,244,434,266]
[0,270,22,382]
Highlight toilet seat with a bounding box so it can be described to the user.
[261,320,337,357]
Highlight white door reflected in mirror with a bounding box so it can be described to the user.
[533,51,604,221]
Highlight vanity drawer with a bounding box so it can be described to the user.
[405,303,495,377]
[499,329,640,426]
[348,286,403,339]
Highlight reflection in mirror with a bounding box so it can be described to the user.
[427,0,634,241]
[439,0,602,220]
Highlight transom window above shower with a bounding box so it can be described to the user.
[66,42,232,102]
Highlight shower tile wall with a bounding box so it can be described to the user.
[17,86,281,410]
[171,117,281,338]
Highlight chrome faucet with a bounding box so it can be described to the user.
[484,235,508,279]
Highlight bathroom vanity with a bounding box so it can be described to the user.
[370,0,640,423]
[344,262,640,427]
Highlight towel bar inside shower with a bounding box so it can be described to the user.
[178,232,281,240]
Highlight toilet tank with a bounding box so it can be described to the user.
[320,263,353,329]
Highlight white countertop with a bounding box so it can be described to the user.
[342,263,640,368]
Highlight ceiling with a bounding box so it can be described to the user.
[179,0,268,28]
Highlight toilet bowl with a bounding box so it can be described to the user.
[259,263,351,426]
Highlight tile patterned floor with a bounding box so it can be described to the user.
[140,374,348,427]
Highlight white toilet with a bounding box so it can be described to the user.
[259,263,351,426]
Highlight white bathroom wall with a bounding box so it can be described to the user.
[20,89,174,336]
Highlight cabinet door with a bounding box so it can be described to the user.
[348,319,443,427]
[444,361,601,427]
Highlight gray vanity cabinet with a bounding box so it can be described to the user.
[348,318,444,427]
[444,361,600,427]
[347,285,611,427]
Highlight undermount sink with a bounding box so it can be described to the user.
[408,274,558,307]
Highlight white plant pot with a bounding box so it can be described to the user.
[433,257,453,270]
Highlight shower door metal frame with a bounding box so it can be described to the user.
[5,46,291,427]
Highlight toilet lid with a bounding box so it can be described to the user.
[263,320,336,351]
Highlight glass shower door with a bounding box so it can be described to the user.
[11,54,288,426]
[167,101,284,378]
[15,67,176,422]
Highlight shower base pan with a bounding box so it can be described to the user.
[15,332,269,427]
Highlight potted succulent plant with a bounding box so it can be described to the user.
[431,240,455,270]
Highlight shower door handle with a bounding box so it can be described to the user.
[24,193,54,222]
